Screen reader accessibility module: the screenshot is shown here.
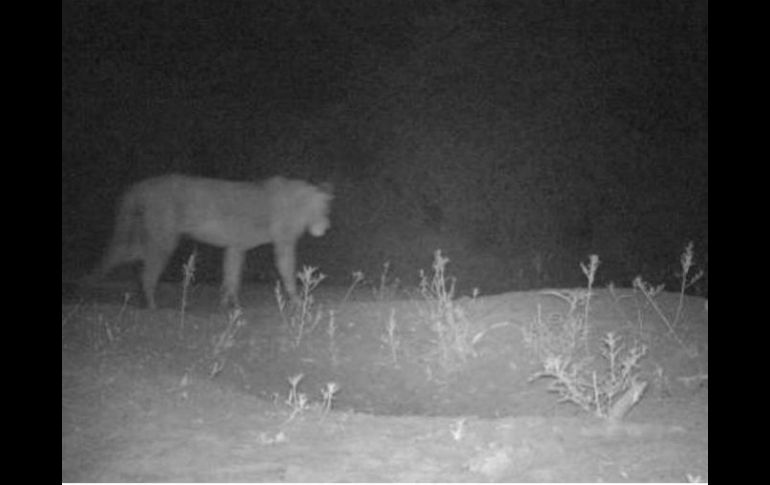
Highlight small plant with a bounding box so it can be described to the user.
[531,332,648,421]
[419,250,476,373]
[632,242,703,356]
[524,255,600,362]
[342,270,364,304]
[283,374,340,423]
[580,254,600,327]
[380,307,401,367]
[526,254,648,420]
[210,308,247,378]
[373,261,400,301]
[674,241,704,325]
[285,373,310,421]
[275,266,326,348]
[275,280,287,311]
[321,381,340,414]
[633,276,684,342]
[180,250,197,332]
[420,250,455,313]
[327,309,339,366]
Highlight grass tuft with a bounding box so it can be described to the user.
[418,250,476,373]
[180,250,197,333]
[209,307,247,378]
[275,266,326,348]
[373,261,400,301]
[380,307,401,367]
[526,254,649,421]
[342,270,364,304]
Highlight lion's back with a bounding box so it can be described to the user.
[129,173,262,215]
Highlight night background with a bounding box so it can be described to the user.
[62,0,708,296]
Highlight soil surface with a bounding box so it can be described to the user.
[62,281,708,482]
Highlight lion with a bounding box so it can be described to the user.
[90,174,332,309]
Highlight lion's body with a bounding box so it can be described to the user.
[93,174,332,308]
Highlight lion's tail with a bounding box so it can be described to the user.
[85,187,147,284]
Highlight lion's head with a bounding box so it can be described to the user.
[306,183,333,237]
[271,178,333,239]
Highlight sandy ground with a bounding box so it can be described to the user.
[62,283,707,482]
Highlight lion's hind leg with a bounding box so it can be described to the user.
[140,239,177,309]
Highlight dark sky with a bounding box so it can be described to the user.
[62,0,708,291]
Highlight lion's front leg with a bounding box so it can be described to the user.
[222,247,245,307]
[274,240,298,301]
